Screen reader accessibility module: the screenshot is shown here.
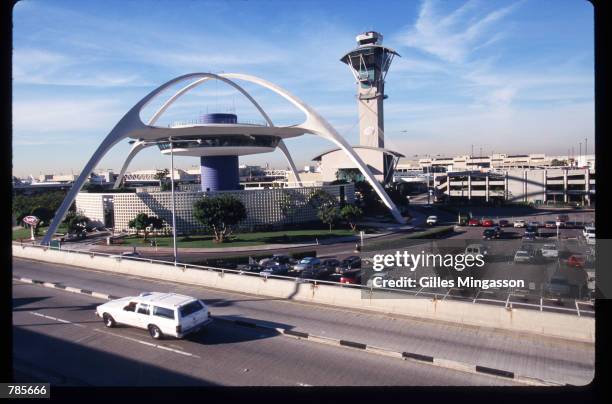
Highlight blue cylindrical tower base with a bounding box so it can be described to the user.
[200,155,239,191]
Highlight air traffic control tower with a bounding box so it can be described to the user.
[340,31,399,148]
[314,32,403,184]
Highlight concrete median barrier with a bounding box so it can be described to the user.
[13,244,594,343]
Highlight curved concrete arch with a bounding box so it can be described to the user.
[114,75,301,188]
[112,141,153,188]
[220,73,405,224]
[42,72,402,245]
[42,72,213,245]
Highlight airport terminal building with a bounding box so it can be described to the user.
[76,183,354,234]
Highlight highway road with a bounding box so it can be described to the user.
[13,280,520,386]
[12,258,594,385]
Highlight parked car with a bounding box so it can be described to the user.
[513,220,526,228]
[293,257,321,273]
[482,229,498,240]
[270,254,295,265]
[426,215,438,226]
[468,218,481,227]
[465,243,488,258]
[481,219,494,227]
[556,214,569,227]
[567,254,586,269]
[514,250,533,263]
[583,225,596,240]
[540,244,559,258]
[524,226,538,239]
[544,221,557,228]
[335,256,361,274]
[320,258,341,276]
[544,276,571,298]
[259,254,294,266]
[586,269,596,296]
[259,263,290,276]
[528,221,540,228]
[365,271,392,288]
[498,219,510,227]
[95,292,212,339]
[339,270,361,284]
[240,263,263,273]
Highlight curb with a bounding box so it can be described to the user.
[13,276,562,386]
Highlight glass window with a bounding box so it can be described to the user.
[153,306,175,320]
[179,300,204,317]
[124,301,137,312]
[137,303,150,315]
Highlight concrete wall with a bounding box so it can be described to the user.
[85,183,355,234]
[13,244,594,343]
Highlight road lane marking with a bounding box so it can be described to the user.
[92,328,200,358]
[28,311,86,328]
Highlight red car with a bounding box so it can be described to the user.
[567,255,586,269]
[340,271,361,284]
[498,219,510,227]
[468,218,481,226]
[482,219,494,227]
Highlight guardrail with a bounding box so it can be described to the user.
[13,241,593,318]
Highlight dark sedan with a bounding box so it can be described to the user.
[335,256,361,274]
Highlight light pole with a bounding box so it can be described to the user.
[129,137,199,265]
[169,136,178,265]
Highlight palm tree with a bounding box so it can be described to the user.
[154,168,169,189]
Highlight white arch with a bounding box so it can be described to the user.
[221,73,406,224]
[42,72,404,245]
[113,74,302,188]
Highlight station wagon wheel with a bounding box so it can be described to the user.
[148,325,163,340]
[102,313,115,328]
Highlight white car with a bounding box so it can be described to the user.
[513,250,533,263]
[96,292,212,339]
[513,220,526,228]
[426,215,438,225]
[540,244,559,258]
[583,225,595,240]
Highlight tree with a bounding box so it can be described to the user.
[340,204,363,231]
[307,189,336,209]
[149,216,165,234]
[154,169,169,189]
[551,159,567,167]
[193,195,247,243]
[307,189,341,231]
[128,213,156,241]
[318,204,340,232]
[64,212,90,233]
[31,206,53,226]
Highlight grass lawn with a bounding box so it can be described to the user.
[118,228,358,248]
[12,224,69,241]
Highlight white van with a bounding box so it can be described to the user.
[96,292,212,339]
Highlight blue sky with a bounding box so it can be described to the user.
[12,0,594,177]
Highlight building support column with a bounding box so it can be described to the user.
[485,174,489,202]
[585,168,590,206]
[563,169,568,203]
[467,175,472,200]
[543,169,547,204]
[504,171,508,201]
[523,170,528,203]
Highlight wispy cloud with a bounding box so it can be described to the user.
[397,0,520,64]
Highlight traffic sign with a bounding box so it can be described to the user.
[22,216,40,226]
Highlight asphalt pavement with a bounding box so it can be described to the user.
[13,281,517,386]
[12,258,594,385]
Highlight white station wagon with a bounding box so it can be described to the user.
[96,292,212,339]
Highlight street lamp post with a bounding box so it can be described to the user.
[169,136,178,265]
